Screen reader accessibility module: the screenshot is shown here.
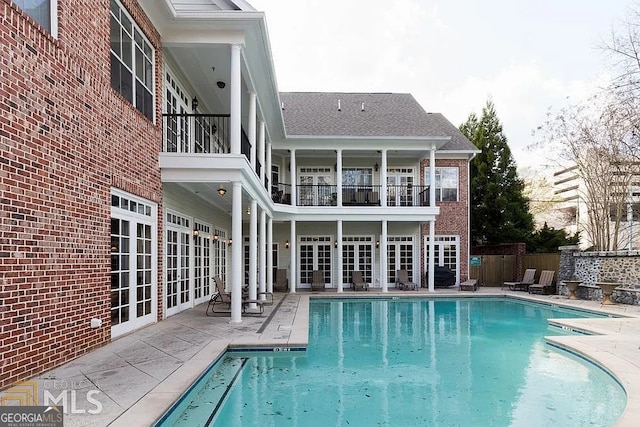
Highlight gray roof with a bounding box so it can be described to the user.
[279,92,477,151]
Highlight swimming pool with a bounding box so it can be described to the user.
[158,298,626,426]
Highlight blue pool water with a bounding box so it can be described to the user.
[159,298,626,426]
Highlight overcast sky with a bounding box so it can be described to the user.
[249,0,631,171]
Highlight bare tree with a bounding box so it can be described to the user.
[534,97,638,250]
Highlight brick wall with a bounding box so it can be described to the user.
[419,158,471,281]
[0,0,163,389]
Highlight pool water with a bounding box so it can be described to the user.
[159,298,626,426]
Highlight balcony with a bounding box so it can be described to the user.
[162,113,230,154]
[271,184,430,207]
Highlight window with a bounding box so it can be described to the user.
[14,0,57,36]
[342,168,373,187]
[425,167,458,202]
[110,0,154,120]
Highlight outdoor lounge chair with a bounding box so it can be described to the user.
[351,270,369,291]
[396,269,417,291]
[273,268,289,292]
[528,270,556,295]
[503,268,536,291]
[311,269,325,291]
[206,276,264,316]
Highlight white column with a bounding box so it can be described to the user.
[230,44,242,155]
[428,219,435,292]
[231,182,243,322]
[337,220,343,292]
[290,149,297,206]
[336,149,343,206]
[258,121,266,187]
[267,215,273,293]
[381,220,388,292]
[381,150,388,207]
[290,220,296,293]
[259,208,267,300]
[266,142,272,193]
[429,144,436,208]
[249,200,258,306]
[248,91,257,169]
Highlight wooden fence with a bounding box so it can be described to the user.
[469,253,561,287]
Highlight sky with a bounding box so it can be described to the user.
[249,0,632,171]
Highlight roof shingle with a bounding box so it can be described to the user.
[279,92,477,151]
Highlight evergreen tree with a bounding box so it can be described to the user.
[528,222,580,253]
[460,101,535,246]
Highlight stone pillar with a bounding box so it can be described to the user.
[558,245,581,281]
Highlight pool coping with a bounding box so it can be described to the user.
[106,290,640,426]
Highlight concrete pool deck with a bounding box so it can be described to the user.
[6,287,640,426]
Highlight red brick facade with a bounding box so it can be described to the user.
[419,158,471,282]
[0,0,163,389]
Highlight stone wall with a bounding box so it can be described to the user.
[557,250,640,304]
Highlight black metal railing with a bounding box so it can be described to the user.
[272,184,430,207]
[162,113,230,154]
[386,184,430,206]
[298,185,338,206]
[272,183,292,205]
[341,185,382,206]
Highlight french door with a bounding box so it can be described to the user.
[110,190,157,338]
[387,168,414,206]
[342,236,374,286]
[193,221,212,305]
[299,167,333,206]
[386,236,415,287]
[299,236,332,287]
[166,212,191,316]
[424,235,460,282]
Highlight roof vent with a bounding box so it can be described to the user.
[361,102,365,112]
[337,99,341,111]
[281,102,285,110]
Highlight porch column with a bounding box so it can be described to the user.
[248,91,257,169]
[381,220,388,292]
[336,149,343,206]
[290,220,296,293]
[230,44,242,155]
[429,144,436,207]
[259,208,267,300]
[290,149,297,206]
[428,219,435,292]
[381,149,388,207]
[249,200,258,306]
[230,182,243,322]
[266,142,272,194]
[267,215,273,293]
[258,120,266,187]
[337,220,343,292]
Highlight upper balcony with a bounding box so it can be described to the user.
[272,183,430,207]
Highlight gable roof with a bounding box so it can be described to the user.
[279,92,477,151]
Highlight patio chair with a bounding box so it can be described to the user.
[351,270,369,291]
[311,269,325,291]
[206,276,264,316]
[273,268,289,292]
[528,270,556,295]
[503,268,536,291]
[396,269,417,291]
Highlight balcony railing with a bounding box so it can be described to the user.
[387,184,430,206]
[271,184,431,207]
[162,113,230,154]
